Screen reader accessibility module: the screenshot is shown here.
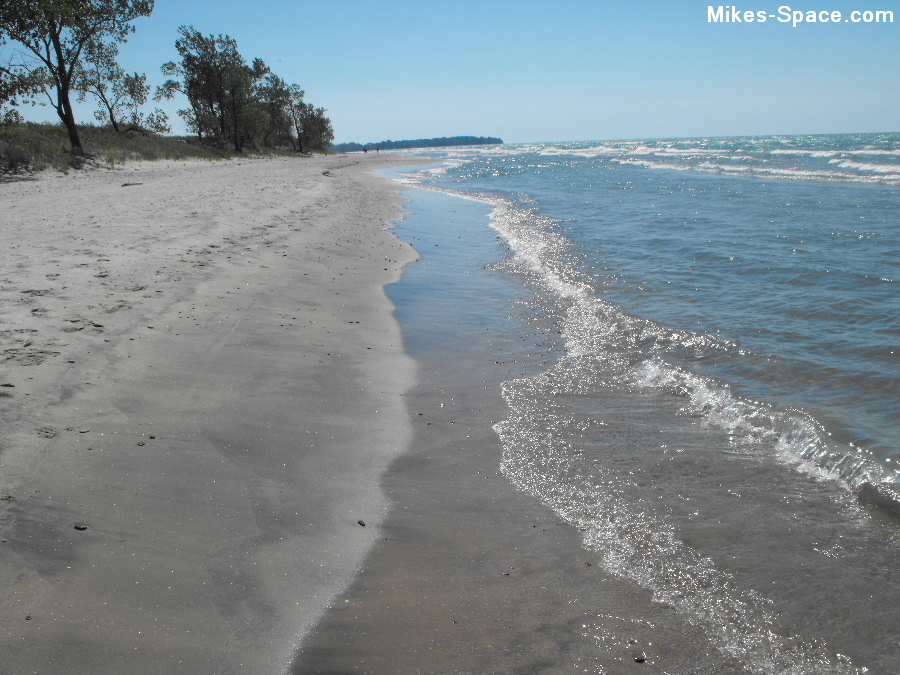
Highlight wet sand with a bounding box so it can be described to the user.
[2,155,736,675]
[0,154,422,674]
[291,188,732,675]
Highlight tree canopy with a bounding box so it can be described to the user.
[1,32,45,115]
[0,0,154,154]
[75,38,169,133]
[156,25,332,154]
[3,9,336,160]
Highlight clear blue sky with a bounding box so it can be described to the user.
[14,0,900,143]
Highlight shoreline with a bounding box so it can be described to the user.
[292,187,731,674]
[294,158,900,674]
[0,154,426,673]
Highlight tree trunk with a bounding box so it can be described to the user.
[229,91,241,153]
[295,124,304,153]
[108,108,121,132]
[105,98,121,132]
[58,91,84,156]
[49,26,83,156]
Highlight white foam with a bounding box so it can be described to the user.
[828,158,900,173]
[497,361,865,675]
[404,141,896,672]
[768,149,841,157]
[849,148,900,156]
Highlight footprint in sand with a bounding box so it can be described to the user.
[5,350,61,366]
[61,316,105,333]
[62,317,87,333]
[1,331,60,365]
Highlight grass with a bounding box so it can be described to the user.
[0,121,301,174]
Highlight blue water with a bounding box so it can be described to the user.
[407,133,899,484]
[391,133,900,674]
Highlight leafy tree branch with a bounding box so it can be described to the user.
[0,0,154,154]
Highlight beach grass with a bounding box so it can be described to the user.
[0,121,303,173]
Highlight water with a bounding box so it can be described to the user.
[394,133,900,674]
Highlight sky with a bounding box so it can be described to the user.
[9,0,900,144]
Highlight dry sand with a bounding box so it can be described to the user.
[0,154,423,674]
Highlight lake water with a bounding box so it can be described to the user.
[391,133,900,673]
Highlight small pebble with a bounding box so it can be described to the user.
[357,520,365,527]
[73,523,88,531]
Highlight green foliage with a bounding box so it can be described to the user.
[75,39,170,134]
[256,72,293,148]
[2,108,26,125]
[1,33,46,108]
[0,0,154,154]
[4,12,336,165]
[0,120,63,172]
[295,103,334,153]
[157,27,262,152]
[157,25,333,154]
[0,120,294,174]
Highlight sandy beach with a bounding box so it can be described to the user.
[290,188,732,675]
[6,150,881,675]
[0,154,423,674]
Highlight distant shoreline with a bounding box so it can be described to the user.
[332,135,503,153]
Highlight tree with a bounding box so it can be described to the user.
[1,31,45,112]
[154,38,205,141]
[286,84,306,152]
[286,86,334,154]
[295,101,334,153]
[0,0,154,155]
[255,72,292,148]
[75,39,169,133]
[228,56,269,152]
[157,26,269,152]
[122,77,170,133]
[157,25,334,153]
